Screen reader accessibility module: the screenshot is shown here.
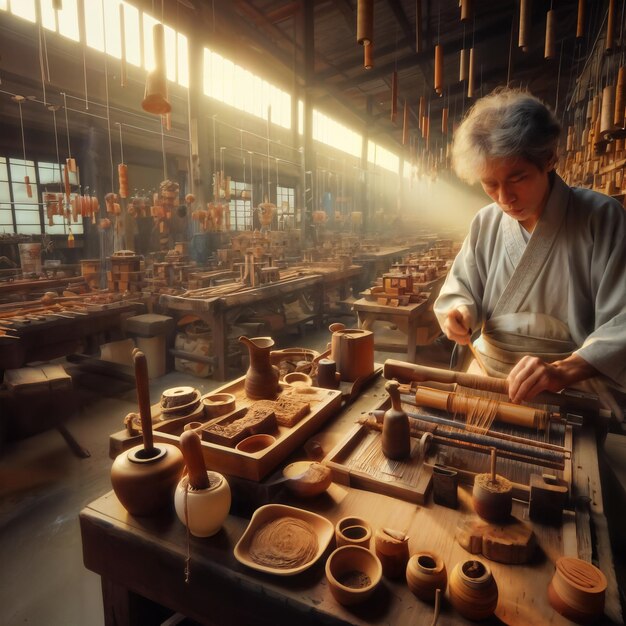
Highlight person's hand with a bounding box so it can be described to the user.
[442,306,472,345]
[507,354,597,403]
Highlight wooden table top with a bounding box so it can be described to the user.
[82,375,623,626]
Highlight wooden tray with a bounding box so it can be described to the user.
[324,422,433,504]
[154,376,342,481]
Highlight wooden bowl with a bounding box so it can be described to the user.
[161,386,197,409]
[202,392,236,418]
[235,433,276,454]
[234,504,334,576]
[335,516,372,549]
[325,545,382,606]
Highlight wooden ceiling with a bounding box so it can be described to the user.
[197,0,609,152]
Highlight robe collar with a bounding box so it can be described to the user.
[493,173,571,318]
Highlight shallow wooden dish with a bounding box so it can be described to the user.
[234,504,334,576]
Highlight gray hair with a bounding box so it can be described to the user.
[452,88,561,184]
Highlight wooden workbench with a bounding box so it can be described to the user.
[81,376,622,626]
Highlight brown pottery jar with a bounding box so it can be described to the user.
[449,559,498,621]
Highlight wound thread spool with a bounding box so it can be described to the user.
[460,0,471,22]
[519,0,530,51]
[601,85,616,140]
[418,95,426,131]
[607,0,616,53]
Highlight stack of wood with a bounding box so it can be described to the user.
[108,251,143,293]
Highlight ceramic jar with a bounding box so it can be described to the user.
[325,545,382,606]
[381,380,411,460]
[239,336,280,400]
[174,470,231,537]
[111,443,184,516]
[335,516,372,549]
[548,557,607,624]
[374,527,410,579]
[449,559,498,621]
[406,552,448,603]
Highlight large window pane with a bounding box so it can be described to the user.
[85,0,105,51]
[40,0,57,31]
[57,0,79,41]
[10,0,36,22]
[177,33,188,87]
[0,181,11,201]
[0,205,13,230]
[0,0,8,11]
[121,2,141,67]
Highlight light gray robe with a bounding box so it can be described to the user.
[434,173,626,390]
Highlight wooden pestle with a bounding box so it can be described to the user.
[180,430,209,490]
[133,349,155,455]
[490,447,497,483]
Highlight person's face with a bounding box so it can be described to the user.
[479,157,553,232]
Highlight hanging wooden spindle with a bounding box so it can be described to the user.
[364,42,374,70]
[607,0,616,54]
[402,100,409,145]
[119,4,127,88]
[460,48,469,81]
[545,10,556,60]
[415,0,422,53]
[357,0,374,46]
[591,94,600,123]
[391,71,398,123]
[460,0,471,22]
[467,47,475,98]
[442,107,449,134]
[418,95,425,131]
[142,23,171,115]
[53,0,62,9]
[519,0,530,51]
[614,67,626,128]
[566,126,574,152]
[434,44,444,95]
[576,0,585,38]
[423,114,430,149]
[601,85,616,140]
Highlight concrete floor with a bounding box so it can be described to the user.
[1,321,623,625]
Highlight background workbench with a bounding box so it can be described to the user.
[82,375,622,626]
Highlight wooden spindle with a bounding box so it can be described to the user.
[591,94,600,122]
[415,0,422,53]
[434,44,444,95]
[519,0,530,51]
[364,42,374,69]
[460,0,471,22]
[468,47,475,98]
[607,0,616,53]
[615,67,626,127]
[442,107,449,134]
[490,447,497,483]
[419,95,425,130]
[391,70,398,123]
[357,0,374,45]
[576,0,585,38]
[402,100,409,145]
[545,10,556,60]
[459,48,469,81]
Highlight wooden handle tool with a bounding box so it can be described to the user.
[133,349,155,454]
[180,430,209,490]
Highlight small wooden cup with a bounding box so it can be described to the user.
[325,546,382,606]
[335,516,372,549]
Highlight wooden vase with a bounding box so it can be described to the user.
[547,557,607,623]
[382,381,411,460]
[449,559,498,621]
[239,336,280,400]
[406,552,448,603]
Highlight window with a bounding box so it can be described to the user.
[276,186,295,227]
[312,110,362,159]
[204,48,292,130]
[0,157,84,236]
[228,180,252,231]
[368,141,400,174]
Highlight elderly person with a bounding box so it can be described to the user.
[434,88,626,415]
